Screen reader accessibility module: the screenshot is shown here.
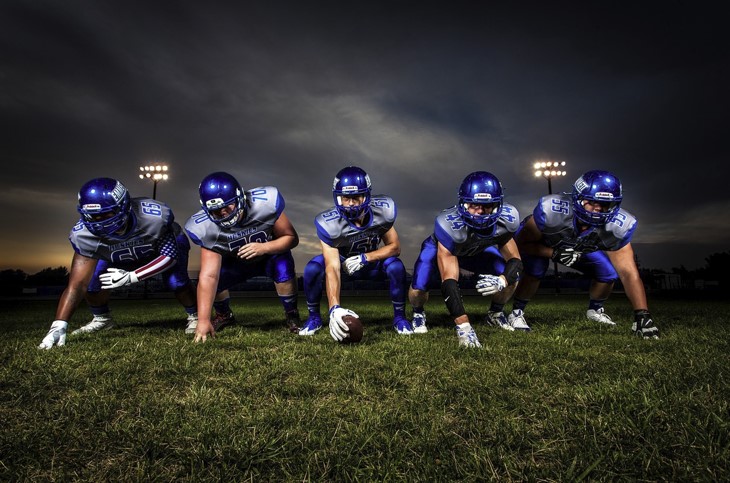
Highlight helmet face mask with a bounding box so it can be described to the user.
[333,166,372,221]
[457,171,504,231]
[77,178,132,237]
[572,170,623,227]
[199,172,246,228]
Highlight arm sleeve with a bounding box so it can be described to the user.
[135,231,178,280]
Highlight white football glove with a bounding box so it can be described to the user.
[329,305,359,342]
[476,274,506,296]
[551,247,582,267]
[38,320,68,349]
[344,254,367,275]
[99,268,140,290]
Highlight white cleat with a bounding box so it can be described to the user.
[412,313,428,334]
[71,314,114,335]
[507,309,531,331]
[185,313,198,334]
[486,311,514,331]
[586,308,616,326]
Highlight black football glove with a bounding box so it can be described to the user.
[551,247,582,267]
[632,310,659,339]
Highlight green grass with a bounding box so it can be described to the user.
[1,294,729,481]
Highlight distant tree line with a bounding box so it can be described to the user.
[653,251,730,288]
[0,266,69,295]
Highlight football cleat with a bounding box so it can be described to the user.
[393,316,414,335]
[211,311,236,332]
[298,314,322,336]
[412,312,428,334]
[185,313,198,334]
[485,311,514,331]
[286,313,302,333]
[71,314,114,335]
[507,309,531,331]
[586,308,616,326]
[456,323,482,348]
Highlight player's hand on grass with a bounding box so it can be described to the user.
[194,320,215,343]
[38,320,68,349]
[633,310,659,339]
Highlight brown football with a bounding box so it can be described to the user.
[342,314,363,343]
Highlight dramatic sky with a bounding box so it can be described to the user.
[1,1,727,275]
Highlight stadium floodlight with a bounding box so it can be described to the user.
[533,160,568,293]
[533,160,567,195]
[139,164,169,200]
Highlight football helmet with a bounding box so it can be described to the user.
[77,178,132,237]
[572,170,622,226]
[198,172,246,228]
[333,166,372,220]
[457,171,504,230]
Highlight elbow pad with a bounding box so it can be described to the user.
[502,258,523,285]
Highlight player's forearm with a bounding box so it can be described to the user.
[54,285,86,321]
[264,234,298,254]
[365,243,400,262]
[619,272,648,310]
[518,241,553,258]
[325,267,341,309]
[135,255,175,280]
[196,276,218,323]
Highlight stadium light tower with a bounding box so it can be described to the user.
[533,160,568,293]
[533,160,567,195]
[139,164,169,200]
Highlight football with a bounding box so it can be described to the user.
[341,314,363,343]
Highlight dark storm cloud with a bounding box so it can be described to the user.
[1,1,728,273]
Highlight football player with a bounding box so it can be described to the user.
[185,172,300,342]
[506,170,659,339]
[299,166,411,341]
[38,178,198,349]
[408,171,523,348]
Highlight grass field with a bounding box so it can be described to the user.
[1,293,729,481]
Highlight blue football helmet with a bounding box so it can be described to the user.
[572,170,623,226]
[457,171,504,231]
[333,166,372,221]
[77,178,132,237]
[198,172,246,228]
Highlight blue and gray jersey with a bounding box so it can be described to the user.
[315,195,396,257]
[433,203,520,256]
[185,186,284,258]
[532,194,637,252]
[69,197,180,263]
